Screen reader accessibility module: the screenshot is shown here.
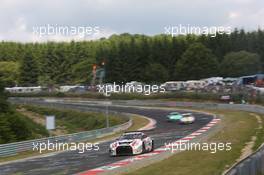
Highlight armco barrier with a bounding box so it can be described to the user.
[0,100,132,157]
[225,145,264,175]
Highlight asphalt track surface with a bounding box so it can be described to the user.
[0,100,213,175]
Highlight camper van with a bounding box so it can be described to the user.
[162,81,186,91]
[5,86,44,93]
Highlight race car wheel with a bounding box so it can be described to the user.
[109,149,115,157]
[142,142,146,153]
[150,140,154,152]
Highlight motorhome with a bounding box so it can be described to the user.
[236,74,264,87]
[185,80,206,90]
[162,81,186,91]
[5,86,44,93]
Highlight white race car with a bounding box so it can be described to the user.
[179,113,195,124]
[109,131,154,156]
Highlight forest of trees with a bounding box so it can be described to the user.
[0,28,264,87]
[0,81,42,143]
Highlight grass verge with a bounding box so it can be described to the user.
[18,105,127,134]
[125,109,264,175]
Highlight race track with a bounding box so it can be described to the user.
[0,99,213,175]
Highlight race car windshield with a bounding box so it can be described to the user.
[169,112,179,115]
[119,133,142,140]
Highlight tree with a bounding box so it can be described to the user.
[39,43,57,86]
[38,75,56,90]
[7,113,32,141]
[220,51,261,77]
[175,43,219,80]
[0,79,35,143]
[0,61,19,86]
[0,115,16,144]
[0,80,10,113]
[19,50,39,86]
[0,80,15,143]
[40,43,66,85]
[1,30,264,83]
[71,60,93,84]
[145,63,169,83]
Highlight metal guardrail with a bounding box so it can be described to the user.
[226,144,264,175]
[0,99,132,157]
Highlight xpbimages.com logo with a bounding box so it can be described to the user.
[32,140,99,153]
[164,24,232,37]
[33,24,100,38]
[164,141,232,154]
[97,82,166,96]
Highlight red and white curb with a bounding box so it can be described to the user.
[77,118,221,175]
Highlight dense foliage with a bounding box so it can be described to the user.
[0,81,48,144]
[220,51,261,77]
[175,43,219,80]
[0,29,263,86]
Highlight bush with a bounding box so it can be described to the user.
[0,111,48,144]
[0,114,16,144]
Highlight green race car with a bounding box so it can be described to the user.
[166,112,183,122]
[166,112,195,124]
